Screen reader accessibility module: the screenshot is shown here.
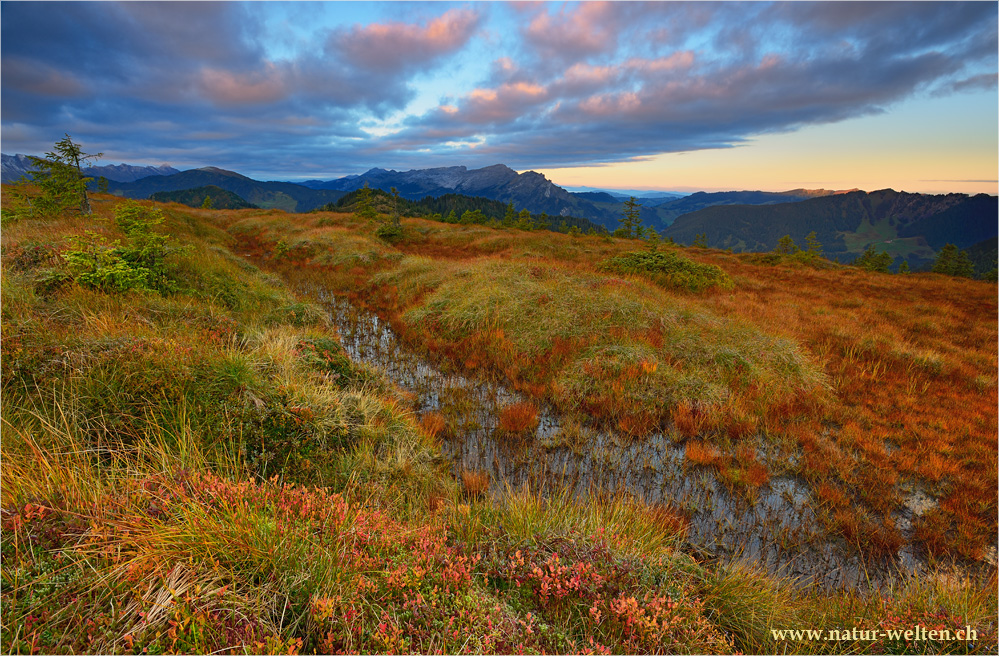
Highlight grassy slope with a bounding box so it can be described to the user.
[1,195,996,654]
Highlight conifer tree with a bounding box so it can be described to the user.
[805,231,822,256]
[776,234,799,255]
[390,187,400,227]
[619,196,643,238]
[646,226,661,252]
[356,182,376,219]
[954,249,975,278]
[855,245,892,273]
[503,202,516,226]
[932,244,958,275]
[515,209,533,230]
[25,134,102,216]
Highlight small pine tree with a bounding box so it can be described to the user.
[201,194,214,209]
[619,197,643,238]
[953,250,975,278]
[356,182,376,219]
[775,235,799,255]
[444,209,457,224]
[898,260,910,274]
[804,231,822,256]
[855,245,892,273]
[693,232,708,248]
[515,209,533,230]
[24,134,102,216]
[388,186,401,227]
[932,244,959,275]
[503,202,516,227]
[646,226,661,252]
[98,176,110,194]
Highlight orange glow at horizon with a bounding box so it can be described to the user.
[533,97,998,196]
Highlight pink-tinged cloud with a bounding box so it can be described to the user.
[578,92,642,118]
[523,1,623,60]
[436,80,551,126]
[626,51,697,74]
[199,63,287,105]
[332,9,482,73]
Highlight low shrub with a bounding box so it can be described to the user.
[598,250,733,293]
[62,201,187,294]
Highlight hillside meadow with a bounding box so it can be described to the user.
[1,193,996,654]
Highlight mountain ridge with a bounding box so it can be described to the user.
[662,188,998,268]
[1,153,179,183]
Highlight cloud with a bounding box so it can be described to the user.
[0,2,480,169]
[1,1,995,178]
[940,73,999,95]
[375,1,998,170]
[199,63,288,106]
[329,9,482,73]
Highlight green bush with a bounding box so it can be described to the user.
[374,222,404,242]
[62,233,151,292]
[853,245,893,273]
[61,202,185,294]
[599,250,734,293]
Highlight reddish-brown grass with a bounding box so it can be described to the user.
[499,401,539,435]
[617,412,656,438]
[685,441,722,468]
[648,502,690,538]
[420,412,448,440]
[672,401,704,438]
[460,469,490,498]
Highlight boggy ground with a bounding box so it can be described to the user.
[224,207,997,568]
[1,194,996,654]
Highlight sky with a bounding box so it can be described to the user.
[1,1,996,194]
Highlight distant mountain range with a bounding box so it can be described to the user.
[2,153,179,183]
[662,188,998,269]
[3,153,994,270]
[302,164,626,223]
[299,165,863,231]
[562,186,685,201]
[103,167,344,213]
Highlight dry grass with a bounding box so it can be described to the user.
[460,468,490,498]
[498,401,539,435]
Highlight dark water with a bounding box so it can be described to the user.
[305,285,943,589]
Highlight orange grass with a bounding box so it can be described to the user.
[460,469,490,498]
[499,401,539,435]
[420,411,448,440]
[685,441,723,468]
